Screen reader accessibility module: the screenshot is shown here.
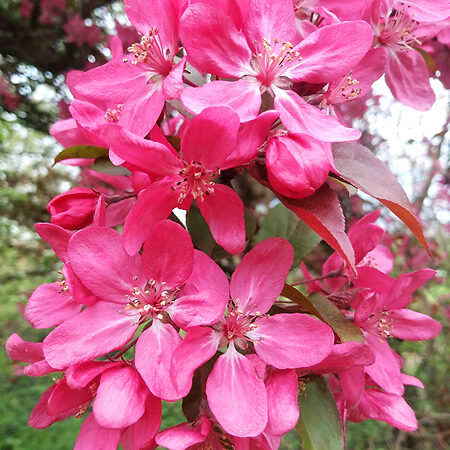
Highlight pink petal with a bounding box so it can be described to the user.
[264,369,299,436]
[75,414,123,450]
[169,288,229,329]
[266,133,333,199]
[402,373,424,389]
[6,334,44,363]
[119,82,166,137]
[181,250,229,297]
[357,390,418,431]
[171,326,221,397]
[181,107,240,168]
[198,184,246,255]
[306,342,375,373]
[123,180,179,255]
[248,313,335,368]
[68,227,146,303]
[126,394,162,449]
[286,21,373,83]
[43,302,138,369]
[35,223,72,262]
[101,124,182,176]
[142,220,194,289]
[274,88,361,141]
[396,0,450,22]
[206,344,268,437]
[230,238,293,313]
[385,268,436,310]
[94,365,148,428]
[124,0,179,49]
[66,361,123,389]
[47,377,93,416]
[180,3,251,78]
[181,79,262,122]
[244,0,295,48]
[364,332,404,395]
[135,320,182,401]
[391,309,442,341]
[156,417,211,450]
[29,384,81,429]
[224,110,279,169]
[25,282,82,328]
[163,56,186,100]
[385,49,435,111]
[339,366,365,407]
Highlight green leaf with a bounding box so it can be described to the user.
[296,377,344,450]
[257,203,321,267]
[186,207,216,256]
[53,145,109,165]
[281,286,364,343]
[89,157,131,176]
[308,292,364,343]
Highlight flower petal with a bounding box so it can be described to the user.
[274,88,361,141]
[43,302,138,369]
[75,414,123,450]
[181,80,262,122]
[198,184,246,255]
[180,3,251,78]
[181,107,240,168]
[391,309,442,341]
[25,282,82,329]
[264,369,299,436]
[206,344,268,437]
[94,366,148,428]
[68,227,145,303]
[249,313,335,368]
[135,320,182,401]
[171,326,221,397]
[123,180,179,255]
[230,238,293,313]
[142,220,194,289]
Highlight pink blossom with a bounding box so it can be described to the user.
[172,238,334,437]
[64,15,102,48]
[180,0,373,141]
[69,0,185,136]
[43,220,228,402]
[101,107,265,255]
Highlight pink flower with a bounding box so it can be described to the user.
[171,238,335,437]
[102,107,263,255]
[64,15,102,48]
[180,0,373,141]
[47,187,102,230]
[265,131,335,198]
[43,220,229,402]
[68,0,185,136]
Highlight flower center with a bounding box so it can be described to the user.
[250,38,301,89]
[369,310,396,338]
[375,10,421,49]
[321,71,361,107]
[215,301,263,350]
[173,161,220,205]
[127,28,174,76]
[105,104,122,123]
[123,277,179,322]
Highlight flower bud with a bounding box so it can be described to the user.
[48,187,99,230]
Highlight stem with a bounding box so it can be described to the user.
[291,267,344,286]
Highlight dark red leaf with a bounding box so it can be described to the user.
[332,142,429,253]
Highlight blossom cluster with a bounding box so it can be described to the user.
[7,0,447,448]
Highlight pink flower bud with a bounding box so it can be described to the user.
[48,188,99,230]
